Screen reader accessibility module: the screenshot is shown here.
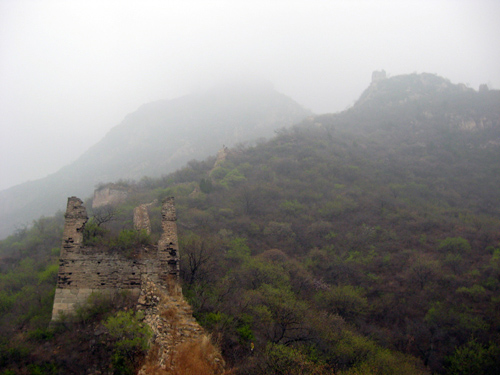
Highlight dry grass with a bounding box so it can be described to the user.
[166,275,181,296]
[140,335,230,375]
[138,281,232,374]
[160,306,178,321]
[169,335,227,375]
[141,343,169,375]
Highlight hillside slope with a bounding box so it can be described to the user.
[0,83,311,239]
[1,73,499,374]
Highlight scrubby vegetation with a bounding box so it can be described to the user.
[0,285,148,374]
[1,75,499,373]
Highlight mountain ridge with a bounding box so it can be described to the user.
[0,84,311,238]
[313,72,500,146]
[2,73,498,240]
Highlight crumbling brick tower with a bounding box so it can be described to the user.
[61,196,88,253]
[158,197,180,289]
[50,196,180,322]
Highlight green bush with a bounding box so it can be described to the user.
[27,327,54,342]
[198,311,234,334]
[74,292,115,323]
[122,229,150,247]
[220,168,246,188]
[104,310,152,355]
[236,324,254,344]
[236,313,255,344]
[199,178,213,194]
[82,219,109,246]
[279,199,305,215]
[261,343,327,375]
[107,229,152,255]
[103,310,152,374]
[226,237,251,261]
[315,286,368,320]
[0,344,30,368]
[27,363,58,375]
[37,264,59,284]
[438,237,471,254]
[446,338,500,375]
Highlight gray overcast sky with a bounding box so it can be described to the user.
[1,0,499,191]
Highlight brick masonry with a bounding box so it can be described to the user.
[51,196,179,321]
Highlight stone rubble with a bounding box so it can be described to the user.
[137,278,225,374]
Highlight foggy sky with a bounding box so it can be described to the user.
[1,0,499,191]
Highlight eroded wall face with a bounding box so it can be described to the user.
[92,188,129,208]
[158,197,180,282]
[56,249,159,289]
[61,197,88,255]
[134,203,152,234]
[52,250,154,319]
[51,196,180,322]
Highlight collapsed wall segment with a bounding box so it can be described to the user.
[50,196,180,322]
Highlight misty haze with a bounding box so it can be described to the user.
[1,1,500,374]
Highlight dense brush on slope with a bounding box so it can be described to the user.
[1,73,500,374]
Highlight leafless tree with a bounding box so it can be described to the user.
[92,205,118,227]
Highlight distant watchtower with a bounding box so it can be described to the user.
[372,70,387,84]
[479,84,489,92]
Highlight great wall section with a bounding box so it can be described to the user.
[51,196,225,374]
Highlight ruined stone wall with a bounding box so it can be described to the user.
[61,197,88,252]
[51,197,179,321]
[214,145,229,168]
[157,197,180,283]
[92,187,129,208]
[52,252,155,320]
[137,278,225,374]
[372,70,387,83]
[134,203,153,234]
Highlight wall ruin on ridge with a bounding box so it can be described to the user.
[133,202,154,235]
[92,185,130,208]
[51,196,179,321]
